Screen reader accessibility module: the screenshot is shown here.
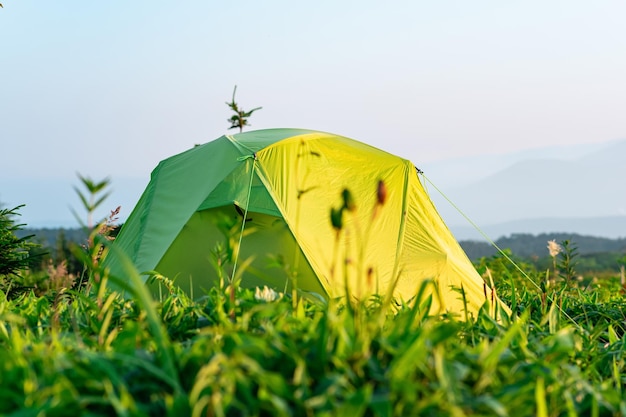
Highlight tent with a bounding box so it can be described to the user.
[105,128,502,317]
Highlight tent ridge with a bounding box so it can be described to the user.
[390,162,411,282]
[129,167,162,264]
[226,134,257,155]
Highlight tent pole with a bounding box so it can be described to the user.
[231,154,257,283]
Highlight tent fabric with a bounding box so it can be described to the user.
[105,128,504,317]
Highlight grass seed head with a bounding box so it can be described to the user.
[547,240,562,258]
[342,188,356,212]
[377,179,387,206]
[330,207,343,231]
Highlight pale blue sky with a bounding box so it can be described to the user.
[1,1,625,225]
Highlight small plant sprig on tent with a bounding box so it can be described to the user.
[226,85,262,133]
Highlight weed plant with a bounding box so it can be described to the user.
[2,266,626,416]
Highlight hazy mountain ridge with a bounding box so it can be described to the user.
[430,138,626,239]
[418,139,617,189]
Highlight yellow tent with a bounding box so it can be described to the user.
[105,129,504,317]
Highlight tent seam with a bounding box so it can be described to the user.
[226,134,257,155]
[231,155,257,282]
[390,162,411,284]
[131,165,162,264]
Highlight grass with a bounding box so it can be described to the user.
[1,261,626,416]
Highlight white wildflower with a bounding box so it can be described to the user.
[254,285,280,302]
[547,240,562,258]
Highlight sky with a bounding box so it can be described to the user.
[1,1,625,226]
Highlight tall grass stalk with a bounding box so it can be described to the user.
[103,241,183,396]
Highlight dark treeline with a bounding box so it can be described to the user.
[461,233,626,259]
[16,228,89,275]
[461,232,626,275]
[18,228,626,276]
[18,227,87,249]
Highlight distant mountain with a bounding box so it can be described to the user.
[418,139,616,189]
[450,216,626,241]
[429,139,626,239]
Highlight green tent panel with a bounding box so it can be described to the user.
[105,128,505,317]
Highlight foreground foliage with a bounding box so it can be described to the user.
[3,183,626,416]
[1,265,626,416]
